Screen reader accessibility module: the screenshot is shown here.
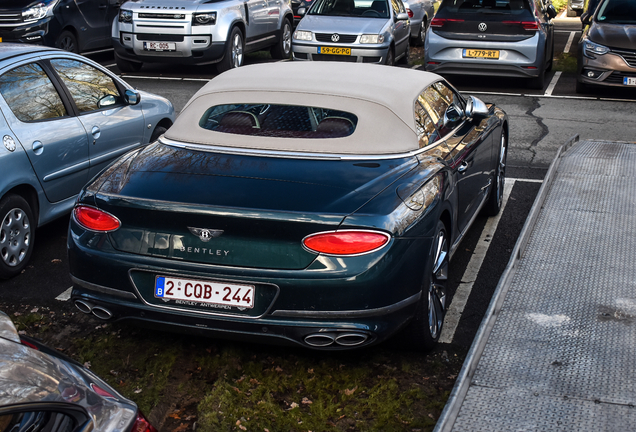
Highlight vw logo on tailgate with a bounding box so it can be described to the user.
[331,33,340,42]
[478,22,487,32]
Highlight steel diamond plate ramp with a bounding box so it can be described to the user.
[436,139,636,431]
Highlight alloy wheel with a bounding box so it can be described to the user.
[282,23,292,56]
[495,133,507,209]
[231,33,244,68]
[428,226,448,339]
[0,208,31,267]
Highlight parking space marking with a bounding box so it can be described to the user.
[545,71,562,96]
[56,287,73,301]
[564,31,576,54]
[440,178,542,344]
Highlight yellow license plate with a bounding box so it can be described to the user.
[319,46,351,55]
[463,49,499,59]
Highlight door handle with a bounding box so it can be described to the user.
[457,161,468,173]
[32,141,43,155]
[91,126,101,144]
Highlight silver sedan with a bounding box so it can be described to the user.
[292,0,411,65]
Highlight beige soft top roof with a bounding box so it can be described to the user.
[165,62,442,156]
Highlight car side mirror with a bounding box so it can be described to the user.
[97,94,117,108]
[546,4,557,19]
[465,96,489,120]
[396,12,409,21]
[298,7,306,15]
[125,89,141,105]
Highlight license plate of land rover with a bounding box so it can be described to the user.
[143,41,176,51]
[155,275,254,308]
[624,77,636,86]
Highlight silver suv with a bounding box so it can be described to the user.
[113,0,294,73]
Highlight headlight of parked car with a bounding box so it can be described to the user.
[294,30,313,41]
[22,0,58,22]
[583,39,609,59]
[193,12,216,25]
[360,34,385,44]
[119,9,133,23]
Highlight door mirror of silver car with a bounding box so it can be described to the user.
[546,4,557,19]
[465,96,489,120]
[125,89,141,105]
[97,94,117,108]
[298,7,306,15]
[396,12,409,21]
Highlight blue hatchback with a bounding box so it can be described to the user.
[0,44,175,279]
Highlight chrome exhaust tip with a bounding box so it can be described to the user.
[334,333,369,347]
[91,306,113,320]
[304,333,335,347]
[74,299,93,314]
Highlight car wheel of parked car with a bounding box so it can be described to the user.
[55,31,79,53]
[150,125,167,142]
[217,27,244,74]
[575,80,589,94]
[385,47,395,66]
[483,130,508,216]
[115,53,143,73]
[528,65,546,90]
[546,39,555,73]
[403,220,448,350]
[271,19,292,59]
[413,19,427,47]
[399,44,410,65]
[0,195,35,279]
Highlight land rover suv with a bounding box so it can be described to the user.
[113,0,294,73]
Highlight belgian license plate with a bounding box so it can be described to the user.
[624,77,636,86]
[463,49,499,59]
[143,41,176,51]
[155,275,255,309]
[319,46,351,55]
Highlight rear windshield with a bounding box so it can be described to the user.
[308,0,390,18]
[199,104,358,139]
[596,0,636,23]
[438,0,532,15]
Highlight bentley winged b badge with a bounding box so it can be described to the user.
[188,227,224,242]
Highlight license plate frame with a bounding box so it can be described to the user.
[463,48,500,59]
[318,46,351,55]
[143,41,177,52]
[624,77,636,86]
[155,275,255,309]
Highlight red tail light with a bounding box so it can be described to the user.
[131,411,158,432]
[302,230,390,255]
[407,8,414,18]
[73,206,121,232]
[502,20,539,30]
[430,18,464,28]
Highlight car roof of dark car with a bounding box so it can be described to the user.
[166,62,442,156]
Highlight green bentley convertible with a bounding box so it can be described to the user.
[68,62,508,350]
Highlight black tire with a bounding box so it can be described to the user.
[385,47,395,66]
[528,65,545,90]
[546,38,555,73]
[271,19,292,59]
[412,19,427,47]
[482,129,508,216]
[217,27,244,74]
[150,125,167,142]
[398,43,410,65]
[0,195,35,279]
[115,53,143,73]
[401,220,449,351]
[575,79,589,94]
[55,30,79,53]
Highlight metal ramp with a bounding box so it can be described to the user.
[436,139,636,431]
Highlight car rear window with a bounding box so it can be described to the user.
[199,104,358,139]
[438,0,532,15]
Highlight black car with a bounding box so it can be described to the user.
[0,0,119,53]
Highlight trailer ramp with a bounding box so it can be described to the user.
[436,139,636,431]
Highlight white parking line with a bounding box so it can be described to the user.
[564,31,576,54]
[544,71,562,96]
[439,177,539,344]
[55,287,73,302]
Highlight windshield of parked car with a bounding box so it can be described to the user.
[308,0,390,18]
[596,0,636,23]
[438,0,532,15]
[200,104,358,139]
